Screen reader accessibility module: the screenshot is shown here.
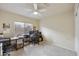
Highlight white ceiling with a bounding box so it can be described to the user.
[0,3,74,19]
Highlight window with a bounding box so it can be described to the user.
[14,22,33,36]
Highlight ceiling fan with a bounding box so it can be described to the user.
[32,3,49,15]
[33,3,38,15]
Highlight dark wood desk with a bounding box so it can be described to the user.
[0,37,28,55]
[0,37,10,43]
[0,36,28,55]
[11,37,24,50]
[0,37,11,56]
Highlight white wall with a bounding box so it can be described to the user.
[40,10,75,51]
[0,10,39,37]
[75,15,79,55]
[75,4,79,55]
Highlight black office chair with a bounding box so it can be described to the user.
[30,33,40,45]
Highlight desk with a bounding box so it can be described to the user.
[0,37,10,56]
[0,37,10,43]
[11,37,24,50]
[0,37,26,55]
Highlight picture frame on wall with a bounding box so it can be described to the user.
[3,23,10,29]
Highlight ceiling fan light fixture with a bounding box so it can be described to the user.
[33,11,38,15]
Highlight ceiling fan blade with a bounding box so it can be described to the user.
[33,3,38,10]
[38,9,46,12]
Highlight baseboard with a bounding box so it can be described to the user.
[54,44,76,52]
